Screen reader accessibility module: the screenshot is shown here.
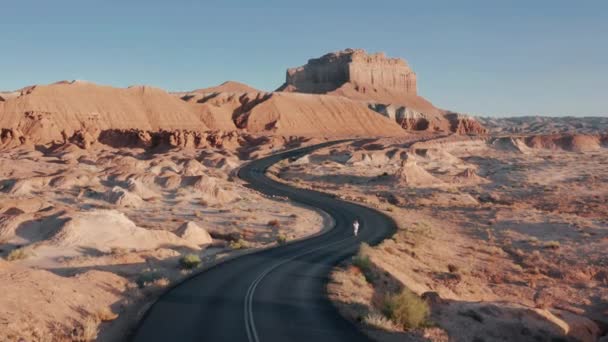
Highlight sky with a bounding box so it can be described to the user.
[1,0,606,117]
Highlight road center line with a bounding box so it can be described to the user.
[244,236,354,342]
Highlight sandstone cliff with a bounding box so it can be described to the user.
[279,48,417,96]
[278,49,485,135]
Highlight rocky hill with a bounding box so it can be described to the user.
[188,81,261,94]
[0,79,408,148]
[0,81,208,145]
[279,49,417,96]
[478,116,608,135]
[278,49,485,135]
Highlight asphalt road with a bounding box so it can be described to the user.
[132,140,397,342]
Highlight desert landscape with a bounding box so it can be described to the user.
[271,133,608,341]
[1,47,606,342]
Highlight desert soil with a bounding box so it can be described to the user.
[0,138,328,341]
[271,135,608,342]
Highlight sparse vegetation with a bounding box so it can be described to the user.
[383,289,430,330]
[364,311,398,330]
[72,316,99,342]
[136,269,164,288]
[110,247,129,255]
[543,240,560,249]
[352,254,372,273]
[447,264,459,273]
[352,243,374,282]
[528,236,539,246]
[179,253,202,269]
[6,248,29,261]
[152,277,171,288]
[276,233,288,244]
[229,239,248,249]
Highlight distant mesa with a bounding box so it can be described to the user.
[278,48,417,96]
[278,48,485,135]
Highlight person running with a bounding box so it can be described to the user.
[353,219,360,236]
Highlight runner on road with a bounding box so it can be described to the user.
[353,219,360,236]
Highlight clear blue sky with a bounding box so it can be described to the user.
[2,0,606,116]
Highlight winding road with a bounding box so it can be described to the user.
[132,140,397,342]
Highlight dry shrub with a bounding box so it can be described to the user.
[543,240,560,249]
[6,248,29,261]
[97,307,118,322]
[72,316,99,341]
[276,233,288,245]
[136,269,164,288]
[267,219,281,228]
[152,277,170,288]
[179,254,202,269]
[110,247,129,255]
[364,312,398,331]
[353,255,372,274]
[383,289,430,330]
[352,243,375,283]
[447,264,459,273]
[353,243,372,272]
[229,239,248,249]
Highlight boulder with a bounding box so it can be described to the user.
[175,221,213,245]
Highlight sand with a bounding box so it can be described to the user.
[273,135,608,341]
[0,138,327,341]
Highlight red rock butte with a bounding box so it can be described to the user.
[280,48,417,95]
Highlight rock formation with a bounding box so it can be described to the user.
[0,81,209,144]
[278,49,486,135]
[175,221,213,245]
[477,116,608,135]
[0,49,488,146]
[394,154,443,187]
[279,48,417,95]
[524,134,601,152]
[491,134,604,153]
[453,168,487,184]
[446,113,487,135]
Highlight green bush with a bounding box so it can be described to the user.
[229,239,248,250]
[352,243,376,283]
[179,254,202,269]
[276,233,288,245]
[352,254,372,274]
[383,289,430,330]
